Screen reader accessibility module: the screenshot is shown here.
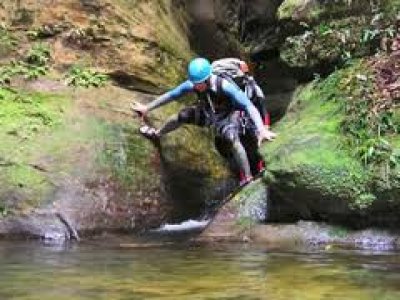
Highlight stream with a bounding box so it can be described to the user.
[0,237,399,300]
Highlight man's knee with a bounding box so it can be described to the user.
[219,124,240,144]
[177,107,195,124]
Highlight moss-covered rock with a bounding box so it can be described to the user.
[277,0,376,23]
[0,0,193,89]
[279,1,400,73]
[258,57,400,228]
[0,0,227,238]
[0,88,64,212]
[277,0,400,23]
[0,0,236,238]
[0,85,170,235]
[281,16,371,70]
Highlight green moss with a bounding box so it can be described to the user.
[277,0,329,22]
[264,93,367,201]
[0,88,68,212]
[277,0,307,20]
[0,88,65,158]
[264,72,373,207]
[97,121,157,189]
[382,0,400,15]
[264,82,345,162]
[0,26,18,57]
[0,85,164,212]
[263,55,400,210]
[280,16,374,68]
[277,0,391,23]
[0,164,51,211]
[150,95,229,181]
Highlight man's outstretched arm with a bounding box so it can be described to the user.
[132,80,194,115]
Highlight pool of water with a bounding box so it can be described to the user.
[0,237,399,300]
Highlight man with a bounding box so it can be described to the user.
[131,57,275,186]
[212,58,270,177]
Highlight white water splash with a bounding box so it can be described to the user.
[154,219,210,232]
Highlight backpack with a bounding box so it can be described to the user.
[211,58,269,126]
[211,58,249,90]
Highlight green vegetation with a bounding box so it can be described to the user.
[246,1,400,216]
[0,87,66,213]
[281,17,375,68]
[0,43,51,84]
[98,122,157,189]
[25,43,51,67]
[0,87,62,139]
[264,54,399,210]
[382,0,400,15]
[264,82,370,207]
[280,4,399,69]
[0,26,18,57]
[0,203,9,217]
[315,60,399,177]
[65,66,109,88]
[278,0,400,22]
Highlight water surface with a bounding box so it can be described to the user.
[0,237,399,300]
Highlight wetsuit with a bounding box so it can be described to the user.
[145,74,266,181]
[242,76,269,175]
[215,75,269,176]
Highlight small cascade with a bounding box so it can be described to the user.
[197,179,269,241]
[152,219,210,233]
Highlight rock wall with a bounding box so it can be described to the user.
[0,0,230,239]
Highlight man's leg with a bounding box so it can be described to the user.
[157,114,182,136]
[140,106,201,140]
[215,114,253,185]
[232,139,253,185]
[241,131,265,176]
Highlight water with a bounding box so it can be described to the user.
[153,219,209,233]
[0,238,400,300]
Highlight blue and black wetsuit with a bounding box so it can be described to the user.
[214,75,268,176]
[145,74,266,180]
[147,74,265,139]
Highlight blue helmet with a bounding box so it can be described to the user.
[188,58,212,83]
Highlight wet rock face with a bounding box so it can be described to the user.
[184,0,300,119]
[212,0,284,55]
[0,0,192,89]
[267,176,400,229]
[0,85,171,239]
[185,0,285,59]
[199,178,268,242]
[0,213,68,241]
[184,0,240,59]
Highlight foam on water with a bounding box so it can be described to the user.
[154,219,210,232]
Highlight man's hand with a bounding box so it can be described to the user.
[257,129,277,146]
[130,101,148,117]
